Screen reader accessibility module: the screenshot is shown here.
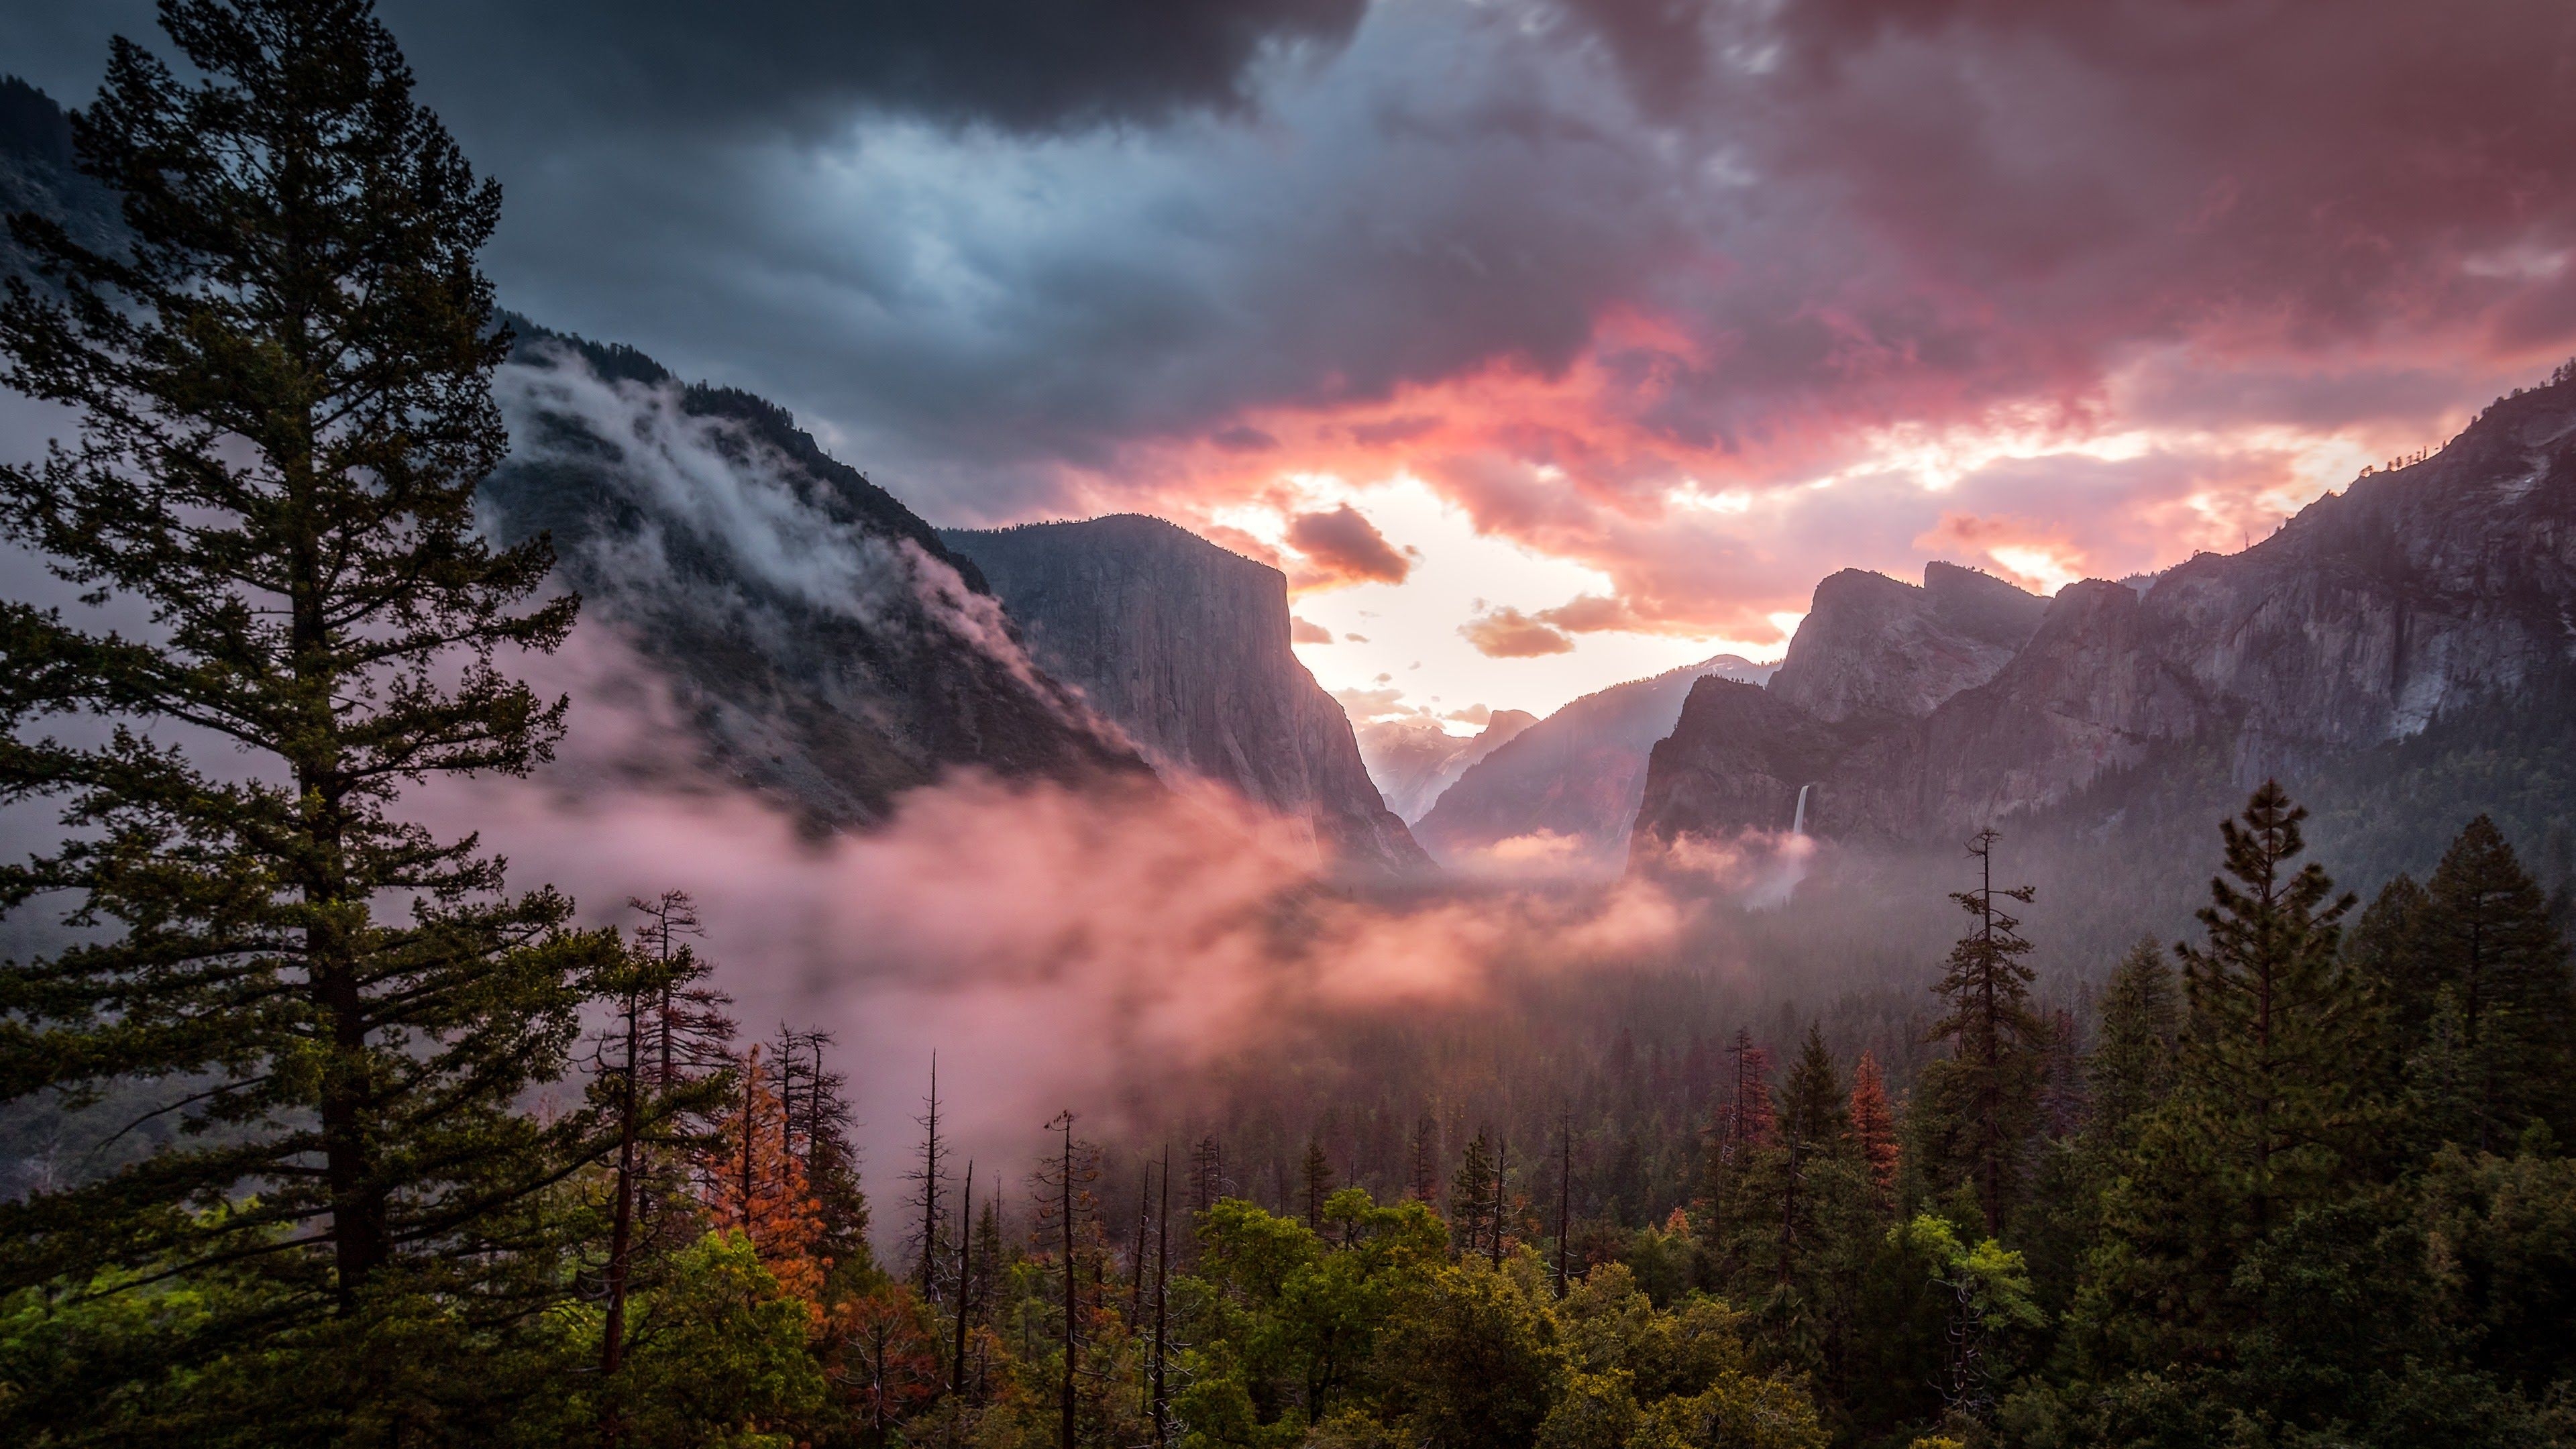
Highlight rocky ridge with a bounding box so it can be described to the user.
[481,323,1143,826]
[942,515,1432,875]
[1632,372,2576,862]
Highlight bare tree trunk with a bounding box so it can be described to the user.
[921,1055,945,1301]
[1057,1114,1078,1449]
[951,1159,974,1397]
[1131,1163,1151,1324]
[739,1044,760,1228]
[1152,1144,1171,1448]
[1554,1115,1571,1298]
[600,978,643,1446]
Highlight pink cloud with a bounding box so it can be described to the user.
[1460,605,1576,658]
[1285,503,1415,587]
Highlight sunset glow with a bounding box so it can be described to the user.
[9,0,2570,720]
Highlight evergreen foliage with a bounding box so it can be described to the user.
[0,0,618,1413]
[2172,780,2361,1232]
[2085,938,2178,1143]
[1919,831,2046,1236]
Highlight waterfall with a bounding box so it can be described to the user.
[1791,782,1811,835]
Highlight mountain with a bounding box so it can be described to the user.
[1413,655,1774,871]
[0,78,127,292]
[0,83,1134,826]
[940,515,1432,875]
[1633,370,2576,871]
[1356,710,1538,822]
[1767,561,2047,722]
[481,323,1144,826]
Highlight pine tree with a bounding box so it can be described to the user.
[1699,1032,1776,1252]
[629,890,735,1094]
[2036,1008,2088,1140]
[1410,1115,1441,1201]
[1846,1053,1900,1211]
[2401,987,2479,1152]
[1924,828,2047,1235]
[596,894,737,1405]
[2088,938,2180,1142]
[1301,1138,1336,1231]
[1189,1134,1225,1214]
[2174,781,2359,1232]
[1448,1130,1497,1259]
[1772,1024,1849,1283]
[1150,1143,1172,1446]
[2415,816,2573,1147]
[971,1193,1006,1335]
[1553,1113,1574,1298]
[1723,1028,1778,1150]
[2347,873,2430,1037]
[769,1024,867,1267]
[0,0,615,1335]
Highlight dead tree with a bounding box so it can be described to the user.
[906,1056,948,1302]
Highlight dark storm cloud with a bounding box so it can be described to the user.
[398,0,1365,140]
[1,0,1365,139]
[11,0,2576,586]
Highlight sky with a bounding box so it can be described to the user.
[9,0,2576,723]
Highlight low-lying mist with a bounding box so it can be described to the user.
[415,628,1789,1216]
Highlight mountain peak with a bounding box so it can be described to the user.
[943,515,1430,876]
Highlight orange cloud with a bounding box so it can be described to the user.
[1536,593,1644,633]
[1460,605,1575,658]
[1289,615,1334,643]
[1023,296,2518,663]
[1285,503,1415,588]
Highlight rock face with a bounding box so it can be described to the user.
[941,515,1432,875]
[480,323,1142,826]
[1415,656,1773,870]
[1633,374,2576,859]
[0,80,121,290]
[1357,710,1540,822]
[1767,562,2047,722]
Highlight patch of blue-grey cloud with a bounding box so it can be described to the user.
[467,1,1722,520]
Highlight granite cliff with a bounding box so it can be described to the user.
[942,515,1431,875]
[481,324,1142,826]
[1633,371,2576,865]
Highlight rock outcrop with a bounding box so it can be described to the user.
[1415,656,1772,871]
[941,515,1432,876]
[480,323,1143,826]
[1766,562,2047,723]
[1632,373,2576,861]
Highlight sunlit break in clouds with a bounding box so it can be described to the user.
[13,0,2571,719]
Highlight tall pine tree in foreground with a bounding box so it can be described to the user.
[2174,780,2360,1232]
[0,0,608,1344]
[1921,828,2045,1235]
